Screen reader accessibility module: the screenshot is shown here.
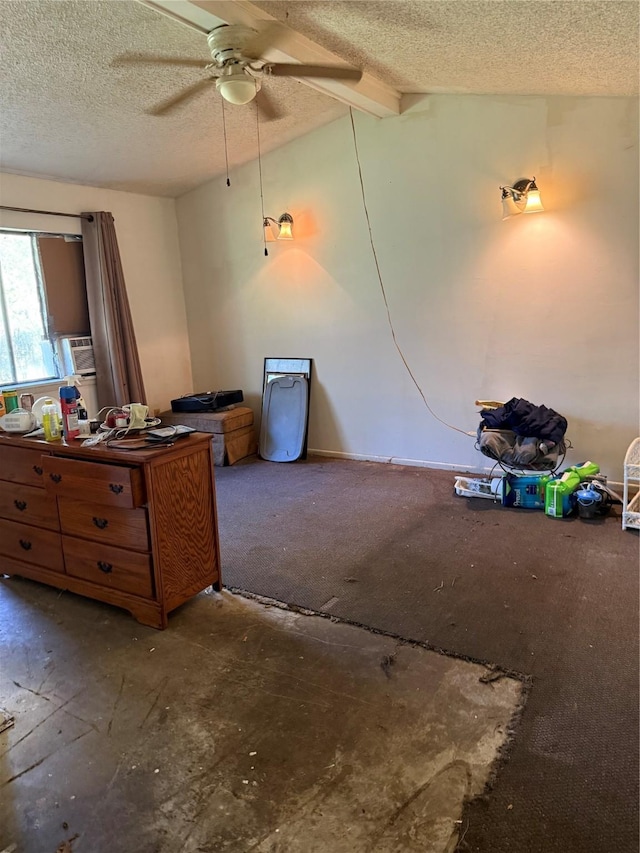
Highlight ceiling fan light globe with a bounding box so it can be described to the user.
[216,75,257,105]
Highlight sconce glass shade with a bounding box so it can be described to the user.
[216,71,257,105]
[501,194,525,220]
[277,213,294,240]
[524,189,544,213]
[263,218,277,242]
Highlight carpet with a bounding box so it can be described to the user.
[215,455,639,853]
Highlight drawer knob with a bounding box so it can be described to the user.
[97,561,113,574]
[92,517,109,530]
[19,539,32,551]
[109,483,124,495]
[14,500,27,511]
[32,465,43,476]
[49,473,62,484]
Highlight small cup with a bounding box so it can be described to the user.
[20,393,35,412]
[2,390,19,413]
[105,409,125,428]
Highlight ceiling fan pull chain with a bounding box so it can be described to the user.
[255,100,268,256]
[221,98,231,187]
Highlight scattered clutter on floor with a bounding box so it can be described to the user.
[455,397,626,524]
[164,358,314,465]
[454,462,617,519]
[476,397,568,470]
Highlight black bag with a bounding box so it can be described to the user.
[171,390,244,413]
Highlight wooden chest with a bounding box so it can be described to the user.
[158,408,257,466]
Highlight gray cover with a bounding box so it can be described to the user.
[478,429,563,470]
[259,375,308,462]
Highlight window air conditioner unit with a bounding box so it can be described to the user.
[56,335,96,377]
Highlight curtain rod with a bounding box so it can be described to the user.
[0,205,94,222]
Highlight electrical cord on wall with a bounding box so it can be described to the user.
[348,108,473,439]
[256,99,268,256]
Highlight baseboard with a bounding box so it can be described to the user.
[307,448,625,491]
[308,448,488,475]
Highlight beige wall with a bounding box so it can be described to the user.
[0,173,192,414]
[176,94,638,482]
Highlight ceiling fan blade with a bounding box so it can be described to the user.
[148,78,214,116]
[113,53,209,69]
[269,63,362,81]
[256,88,285,122]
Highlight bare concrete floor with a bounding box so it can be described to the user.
[0,580,522,853]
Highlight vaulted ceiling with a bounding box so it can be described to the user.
[1,0,637,197]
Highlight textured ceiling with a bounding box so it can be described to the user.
[0,0,637,197]
[258,1,640,97]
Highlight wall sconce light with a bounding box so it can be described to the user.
[263,213,294,240]
[500,177,544,220]
[276,213,294,240]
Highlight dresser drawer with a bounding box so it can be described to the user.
[0,518,64,572]
[58,498,150,551]
[0,481,59,530]
[63,536,154,598]
[0,446,49,487]
[43,457,145,508]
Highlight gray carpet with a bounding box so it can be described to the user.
[214,455,639,853]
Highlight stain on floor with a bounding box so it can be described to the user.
[0,581,523,853]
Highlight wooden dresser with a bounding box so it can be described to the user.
[0,432,221,629]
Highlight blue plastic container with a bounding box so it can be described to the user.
[502,474,550,509]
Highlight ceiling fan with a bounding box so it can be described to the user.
[115,23,363,121]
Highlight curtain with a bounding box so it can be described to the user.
[80,212,146,409]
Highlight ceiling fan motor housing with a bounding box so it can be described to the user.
[206,24,259,66]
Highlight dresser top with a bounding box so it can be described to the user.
[0,430,213,465]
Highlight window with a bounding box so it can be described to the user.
[0,231,58,386]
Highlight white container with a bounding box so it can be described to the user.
[454,476,503,500]
[0,408,36,433]
[259,375,308,462]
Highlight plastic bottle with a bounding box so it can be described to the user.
[60,385,80,440]
[545,462,601,518]
[545,474,578,518]
[42,399,61,442]
[77,406,91,437]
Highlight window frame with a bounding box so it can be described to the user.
[0,227,82,389]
